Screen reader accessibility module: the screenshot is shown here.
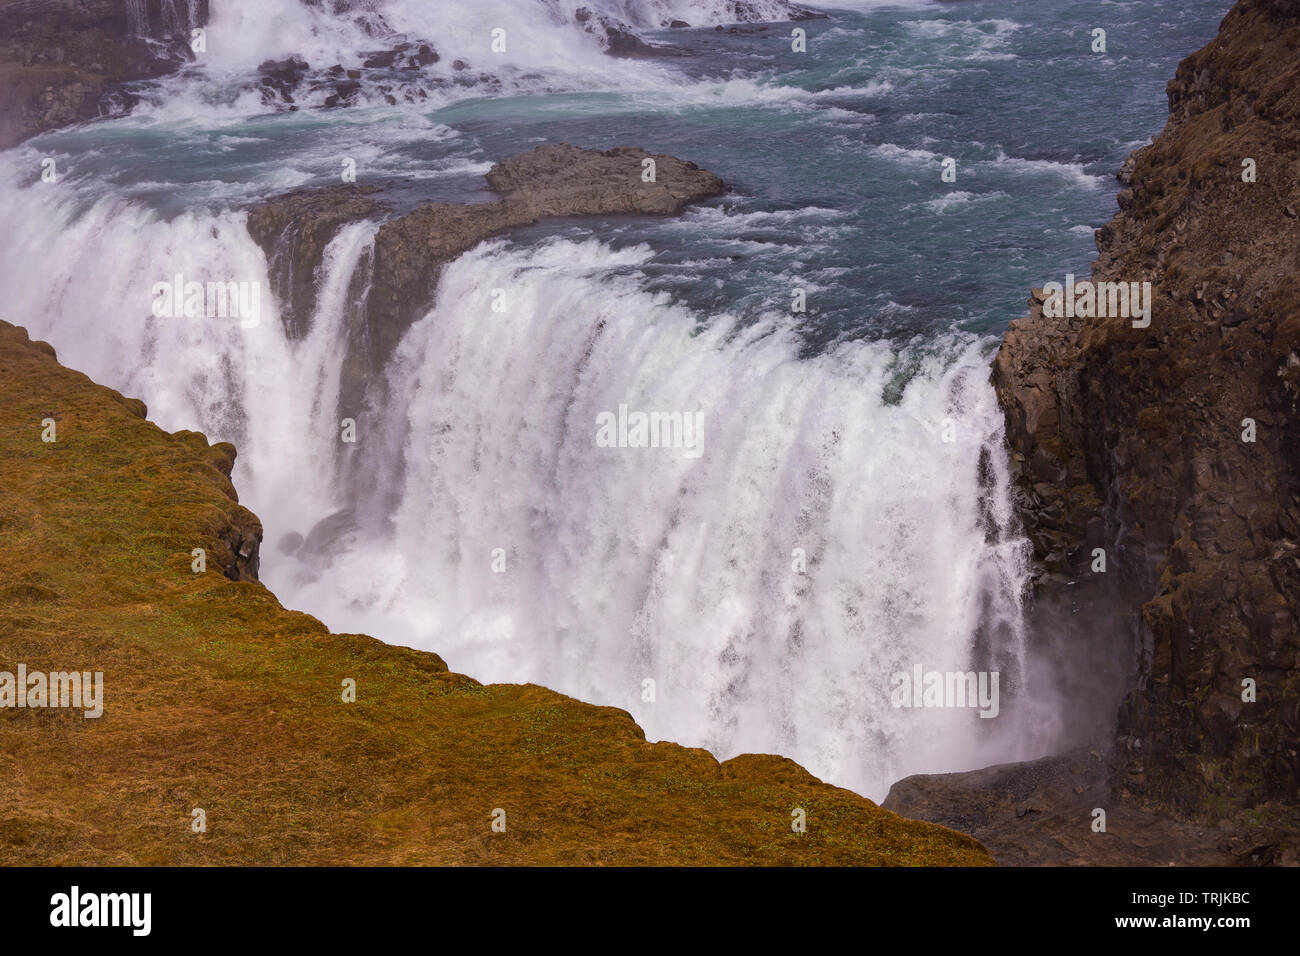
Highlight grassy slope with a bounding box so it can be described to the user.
[0,321,993,866]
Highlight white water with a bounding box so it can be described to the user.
[0,0,1069,799]
[105,0,917,130]
[0,167,1053,798]
[164,0,807,85]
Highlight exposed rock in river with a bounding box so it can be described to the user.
[246,185,388,341]
[246,144,726,407]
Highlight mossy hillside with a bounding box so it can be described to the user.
[0,320,993,866]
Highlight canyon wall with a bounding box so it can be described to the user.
[993,0,1300,815]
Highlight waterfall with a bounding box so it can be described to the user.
[0,173,1049,798]
[0,0,1080,801]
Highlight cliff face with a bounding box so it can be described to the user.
[0,320,990,865]
[0,0,202,149]
[993,0,1300,815]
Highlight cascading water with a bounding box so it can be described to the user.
[125,0,150,37]
[0,176,1045,799]
[357,239,1043,791]
[125,0,203,40]
[2,0,1224,800]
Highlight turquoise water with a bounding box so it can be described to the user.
[24,0,1228,350]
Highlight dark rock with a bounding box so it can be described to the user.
[258,55,310,80]
[0,0,201,147]
[323,80,361,108]
[992,0,1300,825]
[245,185,388,340]
[247,144,724,417]
[573,7,683,57]
[884,748,1297,865]
[258,55,310,106]
[297,509,359,566]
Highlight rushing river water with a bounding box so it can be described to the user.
[0,0,1229,798]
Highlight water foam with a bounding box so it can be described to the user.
[0,170,1051,798]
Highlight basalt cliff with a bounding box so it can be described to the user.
[888,0,1300,864]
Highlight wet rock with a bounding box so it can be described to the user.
[257,56,310,105]
[0,0,199,147]
[297,509,360,567]
[258,55,310,82]
[323,80,361,108]
[245,185,388,339]
[247,144,724,423]
[573,7,683,57]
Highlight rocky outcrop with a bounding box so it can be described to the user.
[0,317,990,866]
[246,185,387,340]
[884,747,1297,866]
[994,0,1300,818]
[0,0,202,149]
[574,7,679,58]
[248,144,726,402]
[365,144,724,357]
